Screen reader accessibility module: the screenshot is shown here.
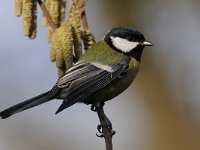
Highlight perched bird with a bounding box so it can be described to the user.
[0,27,152,119]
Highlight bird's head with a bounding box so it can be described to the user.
[104,27,153,61]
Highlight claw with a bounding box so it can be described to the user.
[91,105,97,112]
[97,124,103,133]
[96,123,116,138]
[96,129,116,138]
[111,130,116,136]
[91,102,105,112]
[96,133,104,138]
[96,124,104,138]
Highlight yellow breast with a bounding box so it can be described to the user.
[86,58,140,103]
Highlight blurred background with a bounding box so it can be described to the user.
[0,0,200,150]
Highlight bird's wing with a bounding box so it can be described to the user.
[55,57,130,114]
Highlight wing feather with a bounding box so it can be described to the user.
[56,62,99,88]
[55,63,125,114]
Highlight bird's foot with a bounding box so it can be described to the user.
[91,102,116,138]
[96,123,116,138]
[91,102,104,112]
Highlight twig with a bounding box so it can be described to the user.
[96,105,115,150]
[37,0,57,31]
[81,10,89,30]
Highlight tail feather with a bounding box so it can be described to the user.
[0,91,51,119]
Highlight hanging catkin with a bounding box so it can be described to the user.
[51,22,73,77]
[22,0,37,39]
[15,0,23,17]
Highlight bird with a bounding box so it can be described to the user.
[0,27,152,119]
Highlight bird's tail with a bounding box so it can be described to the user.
[0,91,52,119]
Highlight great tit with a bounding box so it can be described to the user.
[0,27,152,119]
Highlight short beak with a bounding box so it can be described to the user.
[142,41,153,46]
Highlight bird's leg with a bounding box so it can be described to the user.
[91,102,116,138]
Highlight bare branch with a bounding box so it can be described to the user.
[81,10,88,30]
[37,0,57,31]
[95,104,115,150]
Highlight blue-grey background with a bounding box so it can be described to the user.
[0,0,200,150]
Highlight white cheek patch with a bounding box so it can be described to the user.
[110,36,139,53]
